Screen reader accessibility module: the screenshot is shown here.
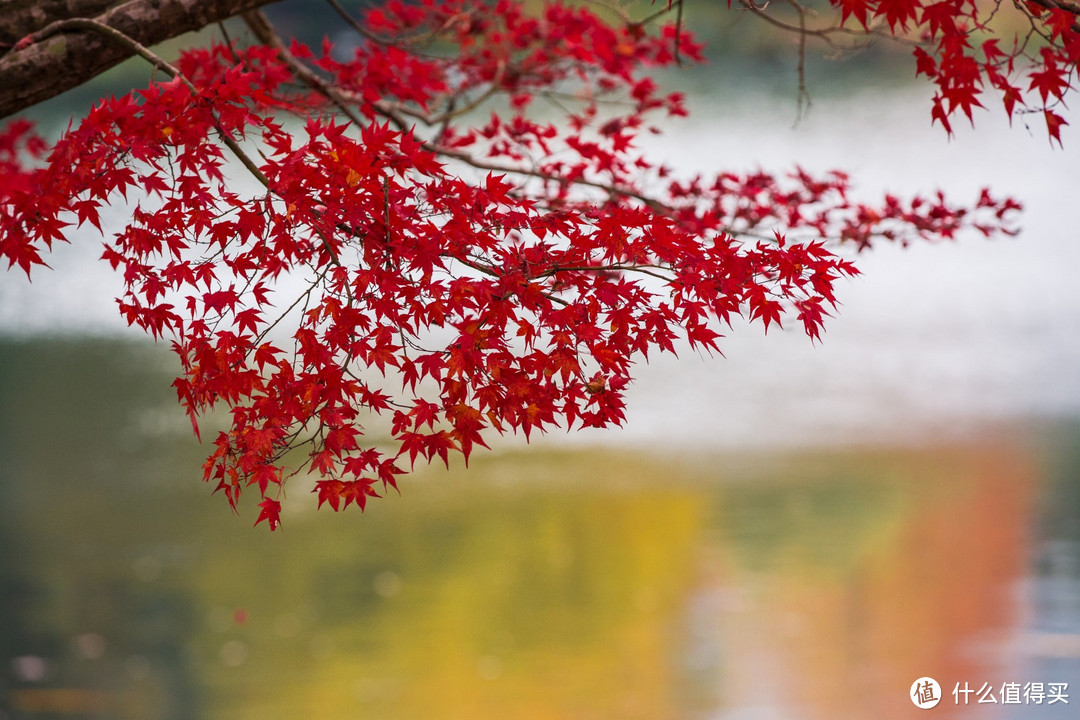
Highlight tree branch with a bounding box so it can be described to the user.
[0,0,278,119]
[1024,0,1080,32]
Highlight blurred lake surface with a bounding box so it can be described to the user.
[1,65,1079,719]
[1,340,1078,719]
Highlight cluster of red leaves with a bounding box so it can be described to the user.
[1,0,1024,530]
[0,119,51,273]
[831,0,1079,143]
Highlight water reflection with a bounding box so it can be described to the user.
[1,339,1078,719]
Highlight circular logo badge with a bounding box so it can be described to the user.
[911,677,942,709]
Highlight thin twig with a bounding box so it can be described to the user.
[217,20,243,65]
[789,0,812,122]
[242,10,367,128]
[674,0,685,65]
[325,0,389,45]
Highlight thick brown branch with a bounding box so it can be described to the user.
[0,0,120,47]
[0,0,277,119]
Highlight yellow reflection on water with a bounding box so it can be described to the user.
[171,445,1039,720]
[194,453,706,720]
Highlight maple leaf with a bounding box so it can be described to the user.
[1045,109,1068,147]
[1028,60,1070,105]
[913,47,937,78]
[833,0,873,27]
[254,498,282,531]
[252,464,281,496]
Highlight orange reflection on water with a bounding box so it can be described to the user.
[697,445,1035,719]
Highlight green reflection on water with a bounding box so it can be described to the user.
[1,339,1077,720]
